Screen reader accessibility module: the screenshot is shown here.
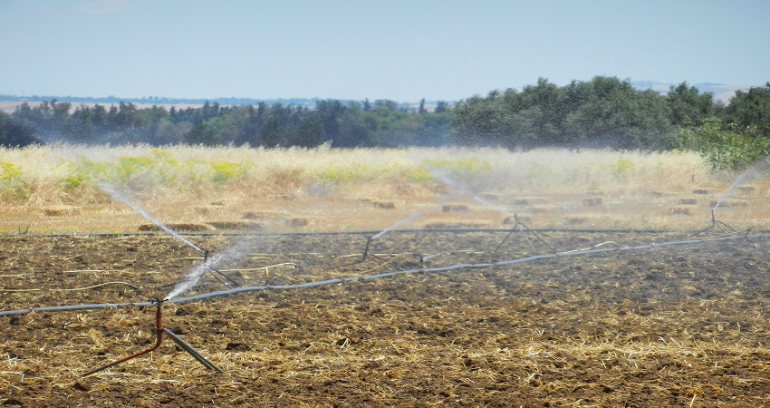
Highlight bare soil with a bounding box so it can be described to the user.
[2,230,770,407]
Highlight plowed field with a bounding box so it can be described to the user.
[2,230,770,407]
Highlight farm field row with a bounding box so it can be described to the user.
[2,231,770,406]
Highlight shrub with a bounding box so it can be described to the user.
[0,162,29,200]
[676,117,770,170]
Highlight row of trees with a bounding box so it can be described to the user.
[3,98,453,148]
[2,77,769,167]
[453,77,719,149]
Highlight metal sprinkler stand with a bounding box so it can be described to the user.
[80,299,222,377]
[693,209,739,235]
[200,248,242,289]
[494,214,555,254]
[331,236,390,270]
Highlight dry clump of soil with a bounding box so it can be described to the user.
[2,231,770,407]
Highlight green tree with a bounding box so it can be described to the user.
[451,90,517,147]
[374,99,399,111]
[288,113,326,147]
[185,120,218,145]
[666,82,715,127]
[316,100,346,146]
[724,83,770,137]
[0,111,40,147]
[562,76,674,149]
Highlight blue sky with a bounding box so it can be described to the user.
[0,0,768,102]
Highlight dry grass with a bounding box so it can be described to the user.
[1,144,768,233]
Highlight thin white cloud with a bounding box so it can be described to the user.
[75,0,132,16]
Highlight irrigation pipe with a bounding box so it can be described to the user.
[1,227,752,239]
[2,231,767,317]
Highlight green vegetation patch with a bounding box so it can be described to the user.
[0,162,29,201]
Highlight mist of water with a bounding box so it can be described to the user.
[428,167,463,192]
[370,212,422,240]
[472,195,514,217]
[96,182,205,254]
[166,235,263,300]
[427,168,515,218]
[713,156,770,210]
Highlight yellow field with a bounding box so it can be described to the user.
[0,144,766,234]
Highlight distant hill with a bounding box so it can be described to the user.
[0,94,330,108]
[0,94,446,113]
[632,81,763,102]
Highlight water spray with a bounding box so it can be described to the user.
[7,230,764,320]
[97,182,208,257]
[469,195,555,254]
[166,234,264,301]
[493,213,555,253]
[334,212,423,270]
[79,298,222,377]
[701,154,770,234]
[712,156,770,211]
[429,168,555,255]
[96,182,247,292]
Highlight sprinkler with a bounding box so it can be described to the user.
[331,213,423,271]
[200,249,242,289]
[332,235,426,272]
[80,298,222,377]
[494,214,555,254]
[693,208,739,235]
[331,236,397,270]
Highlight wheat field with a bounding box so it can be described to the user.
[0,144,765,234]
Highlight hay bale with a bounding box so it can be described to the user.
[478,193,501,201]
[207,221,262,231]
[243,211,286,220]
[442,204,469,212]
[138,223,214,232]
[565,215,588,225]
[502,215,531,225]
[670,206,693,216]
[210,201,226,206]
[43,205,81,216]
[710,200,749,208]
[395,184,419,196]
[268,194,295,200]
[513,197,547,205]
[373,202,396,210]
[678,198,698,205]
[194,205,224,215]
[290,218,308,227]
[736,185,758,195]
[582,197,603,206]
[652,191,676,197]
[529,205,557,214]
[692,188,715,195]
[423,222,490,229]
